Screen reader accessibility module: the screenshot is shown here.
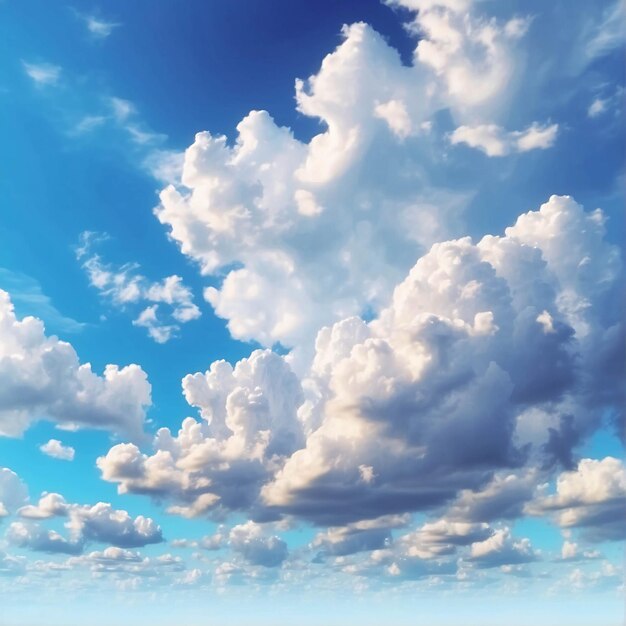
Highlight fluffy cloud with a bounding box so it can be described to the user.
[0,469,28,518]
[7,522,83,555]
[0,289,151,438]
[449,122,558,156]
[468,528,538,568]
[101,196,623,532]
[529,457,626,541]
[39,439,75,461]
[154,0,557,356]
[77,232,200,343]
[261,196,623,524]
[13,494,163,553]
[98,349,304,518]
[228,522,288,567]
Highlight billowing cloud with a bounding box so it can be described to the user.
[0,290,151,438]
[228,522,288,567]
[40,439,75,461]
[154,0,557,356]
[100,196,623,532]
[468,528,538,568]
[528,457,626,542]
[98,349,304,518]
[12,494,163,554]
[77,232,200,343]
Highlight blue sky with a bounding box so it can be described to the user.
[0,1,624,625]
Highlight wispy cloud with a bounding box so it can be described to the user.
[76,232,201,343]
[22,61,61,86]
[76,12,120,39]
[0,268,84,333]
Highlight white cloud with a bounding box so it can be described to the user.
[22,61,61,86]
[100,196,624,530]
[77,232,200,343]
[0,289,151,438]
[154,3,541,356]
[529,457,626,541]
[260,196,622,524]
[82,15,120,39]
[14,494,163,553]
[468,528,538,568]
[228,521,288,567]
[0,469,28,517]
[40,439,75,461]
[98,349,304,517]
[450,122,558,156]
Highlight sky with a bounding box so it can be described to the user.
[0,1,624,625]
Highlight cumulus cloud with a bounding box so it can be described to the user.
[154,0,555,356]
[0,289,151,438]
[261,196,623,524]
[528,457,626,542]
[0,469,28,518]
[449,122,558,156]
[13,494,163,554]
[76,232,200,342]
[100,196,623,533]
[228,522,288,567]
[468,528,538,568]
[22,61,61,86]
[40,439,75,461]
[98,349,304,518]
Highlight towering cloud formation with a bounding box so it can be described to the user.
[100,196,624,537]
[0,290,151,438]
[154,0,555,355]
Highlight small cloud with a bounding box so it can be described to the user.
[22,61,61,86]
[449,122,558,157]
[109,97,135,122]
[73,115,107,135]
[40,439,75,462]
[77,12,120,39]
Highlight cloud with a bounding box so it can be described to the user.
[312,515,408,557]
[0,268,84,334]
[154,1,545,355]
[0,468,28,517]
[0,551,26,577]
[100,196,624,532]
[81,14,120,39]
[67,548,184,578]
[261,196,623,525]
[0,289,151,438]
[19,493,69,519]
[98,349,304,517]
[40,439,75,462]
[76,232,200,343]
[583,0,626,61]
[468,528,538,568]
[7,522,83,555]
[22,61,61,86]
[13,494,163,554]
[228,522,288,567]
[528,457,626,542]
[449,122,558,156]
